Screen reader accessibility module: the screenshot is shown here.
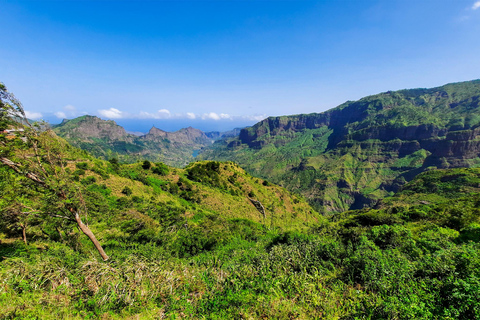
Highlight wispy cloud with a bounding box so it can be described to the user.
[138,109,172,119]
[98,108,123,119]
[202,112,223,121]
[473,1,480,10]
[64,105,76,112]
[25,111,43,120]
[96,108,267,123]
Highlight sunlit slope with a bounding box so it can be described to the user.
[201,79,480,212]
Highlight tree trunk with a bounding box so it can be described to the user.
[22,224,27,246]
[74,213,109,261]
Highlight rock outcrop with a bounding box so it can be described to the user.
[202,79,480,212]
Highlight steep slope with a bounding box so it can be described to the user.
[5,82,480,319]
[53,115,214,167]
[3,130,480,318]
[201,79,480,212]
[1,127,320,246]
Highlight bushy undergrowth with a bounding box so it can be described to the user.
[1,129,480,318]
[2,192,480,319]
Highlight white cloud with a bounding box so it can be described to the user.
[25,111,43,120]
[53,104,79,119]
[246,114,268,121]
[138,111,154,118]
[157,109,171,118]
[98,108,124,119]
[202,112,221,121]
[138,109,172,119]
[473,1,480,10]
[54,111,67,119]
[94,107,266,123]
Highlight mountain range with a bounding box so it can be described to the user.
[3,79,480,318]
[52,80,480,213]
[200,79,480,212]
[53,116,242,167]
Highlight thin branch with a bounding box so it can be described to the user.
[28,212,75,221]
[0,156,46,185]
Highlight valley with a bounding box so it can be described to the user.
[2,80,480,319]
[201,80,480,212]
[53,115,243,167]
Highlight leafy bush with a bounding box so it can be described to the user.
[76,162,89,170]
[171,226,219,257]
[186,161,221,187]
[152,162,169,175]
[81,176,97,185]
[142,160,151,170]
[121,186,132,196]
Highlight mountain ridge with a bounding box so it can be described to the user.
[201,79,480,212]
[53,115,241,167]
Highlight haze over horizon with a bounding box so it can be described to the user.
[2,0,480,132]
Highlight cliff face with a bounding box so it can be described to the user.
[202,79,480,212]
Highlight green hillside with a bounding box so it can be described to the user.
[2,128,480,319]
[201,80,480,212]
[2,82,480,319]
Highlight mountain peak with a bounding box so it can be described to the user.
[53,115,129,140]
[147,126,167,136]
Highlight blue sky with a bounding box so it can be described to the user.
[2,0,480,132]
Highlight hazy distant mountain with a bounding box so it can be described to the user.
[205,127,245,140]
[201,79,480,212]
[53,115,225,167]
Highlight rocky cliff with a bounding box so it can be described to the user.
[201,79,480,212]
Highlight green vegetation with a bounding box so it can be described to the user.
[2,146,480,318]
[201,79,480,213]
[1,81,480,318]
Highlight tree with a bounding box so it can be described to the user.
[122,186,133,196]
[0,167,44,245]
[0,82,109,260]
[142,160,151,170]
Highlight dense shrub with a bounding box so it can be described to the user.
[152,162,169,175]
[121,186,132,196]
[142,160,151,170]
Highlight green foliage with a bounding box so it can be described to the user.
[186,161,221,186]
[75,162,89,170]
[121,186,132,196]
[142,160,151,170]
[152,162,169,175]
[4,88,480,318]
[202,80,480,213]
[80,176,96,185]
